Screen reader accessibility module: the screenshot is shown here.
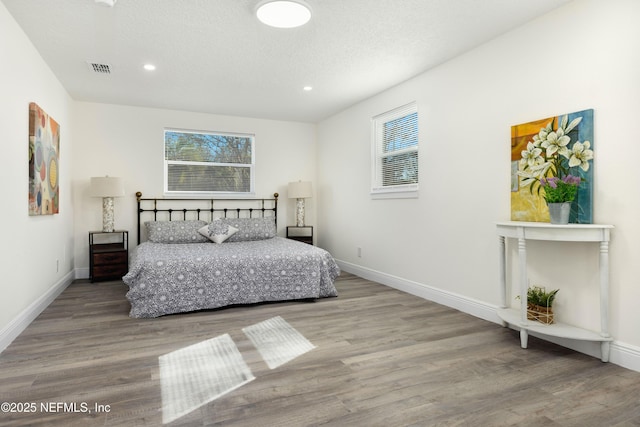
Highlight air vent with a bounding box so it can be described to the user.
[87,62,112,74]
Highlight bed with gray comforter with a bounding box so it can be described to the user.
[123,236,340,318]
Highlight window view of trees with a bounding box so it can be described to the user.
[164,130,254,193]
[382,111,418,186]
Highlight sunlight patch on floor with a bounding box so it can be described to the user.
[243,315,316,369]
[159,317,315,423]
[159,333,255,424]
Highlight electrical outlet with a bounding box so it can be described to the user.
[357,247,362,257]
[56,259,59,273]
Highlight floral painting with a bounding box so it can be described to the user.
[511,109,594,223]
[28,102,60,215]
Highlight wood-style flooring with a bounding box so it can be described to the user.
[1,273,639,426]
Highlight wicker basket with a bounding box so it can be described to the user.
[527,303,554,324]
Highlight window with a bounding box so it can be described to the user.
[164,129,255,195]
[371,102,419,197]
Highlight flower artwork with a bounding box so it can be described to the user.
[511,109,594,223]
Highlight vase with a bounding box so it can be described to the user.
[547,202,571,224]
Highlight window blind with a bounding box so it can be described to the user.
[371,102,418,194]
[164,129,254,194]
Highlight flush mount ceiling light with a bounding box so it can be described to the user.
[256,0,311,28]
[95,0,117,7]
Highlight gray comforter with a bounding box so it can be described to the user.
[122,237,339,318]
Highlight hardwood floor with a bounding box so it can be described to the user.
[1,272,640,426]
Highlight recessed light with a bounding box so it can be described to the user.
[303,86,313,91]
[143,64,156,71]
[256,1,312,28]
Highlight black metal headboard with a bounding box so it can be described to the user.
[135,192,279,244]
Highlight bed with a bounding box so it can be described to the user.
[122,192,339,318]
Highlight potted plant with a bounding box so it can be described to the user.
[539,175,581,224]
[526,286,559,324]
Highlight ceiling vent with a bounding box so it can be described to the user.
[87,62,112,74]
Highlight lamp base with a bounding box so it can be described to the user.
[102,197,115,232]
[295,198,306,227]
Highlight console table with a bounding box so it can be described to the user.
[496,221,614,362]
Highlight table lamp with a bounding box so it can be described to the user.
[91,176,125,232]
[288,181,312,226]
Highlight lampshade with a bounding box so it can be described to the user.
[288,181,312,199]
[256,0,312,28]
[91,176,125,197]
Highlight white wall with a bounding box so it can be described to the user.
[71,102,317,274]
[317,0,640,365]
[0,2,75,348]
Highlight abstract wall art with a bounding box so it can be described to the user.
[511,109,594,223]
[28,102,60,215]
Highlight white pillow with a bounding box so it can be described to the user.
[198,219,239,244]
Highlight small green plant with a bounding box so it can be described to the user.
[527,286,559,308]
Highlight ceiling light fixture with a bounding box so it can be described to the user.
[256,0,312,28]
[143,64,156,71]
[303,86,313,91]
[95,0,117,7]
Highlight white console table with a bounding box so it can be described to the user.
[496,221,614,362]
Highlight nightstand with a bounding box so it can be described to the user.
[89,230,128,282]
[286,226,313,245]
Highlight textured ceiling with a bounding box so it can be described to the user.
[3,0,572,122]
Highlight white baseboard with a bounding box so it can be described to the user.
[0,270,75,354]
[337,260,501,324]
[337,260,640,373]
[76,267,90,280]
[610,341,640,372]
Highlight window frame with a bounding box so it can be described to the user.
[370,102,419,199]
[163,128,256,198]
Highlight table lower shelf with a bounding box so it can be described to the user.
[497,307,612,361]
[497,308,611,341]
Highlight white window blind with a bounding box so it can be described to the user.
[371,102,418,196]
[164,129,255,195]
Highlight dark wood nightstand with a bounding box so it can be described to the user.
[89,230,128,282]
[286,226,313,245]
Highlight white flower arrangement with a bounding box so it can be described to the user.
[517,115,594,201]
